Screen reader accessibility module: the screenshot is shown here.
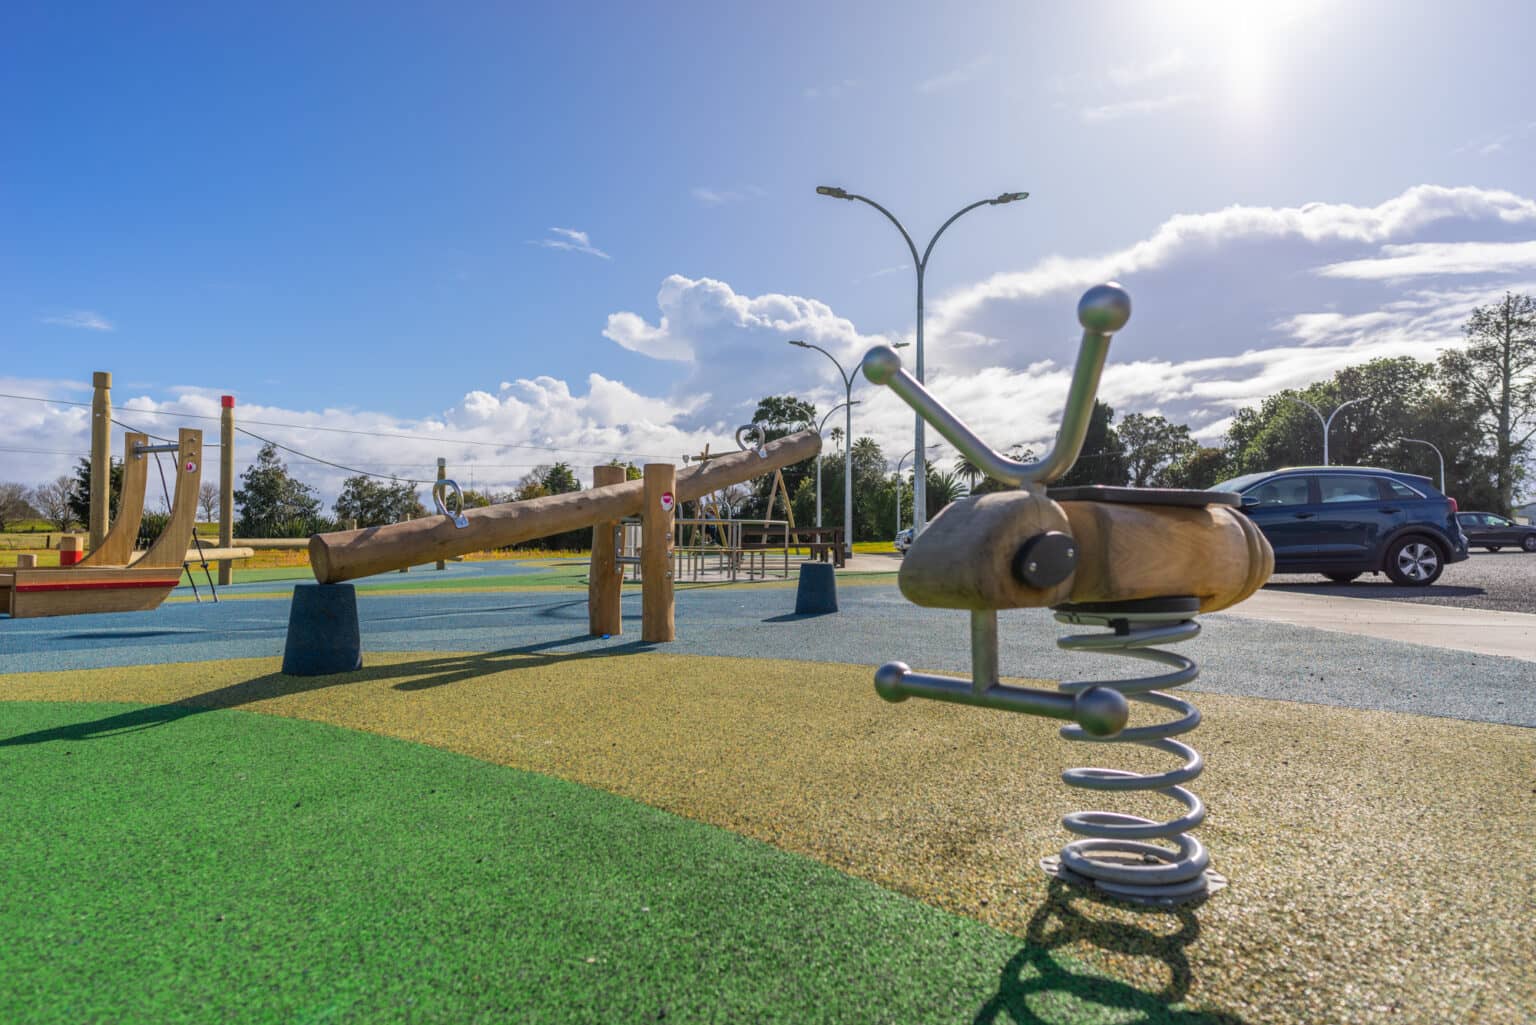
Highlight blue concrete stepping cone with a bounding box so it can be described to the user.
[282,583,363,675]
[794,562,838,615]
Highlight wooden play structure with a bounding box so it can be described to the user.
[1,429,211,618]
[305,429,822,643]
[863,283,1274,908]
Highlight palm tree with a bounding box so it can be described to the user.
[924,469,966,518]
[828,426,844,453]
[952,454,982,492]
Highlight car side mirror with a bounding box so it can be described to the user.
[1240,494,1259,509]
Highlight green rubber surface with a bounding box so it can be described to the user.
[0,701,1187,1025]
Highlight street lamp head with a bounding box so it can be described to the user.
[787,339,809,348]
[816,185,852,200]
[991,191,1030,205]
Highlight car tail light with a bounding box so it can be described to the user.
[1448,496,1458,512]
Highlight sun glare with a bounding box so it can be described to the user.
[1159,0,1322,116]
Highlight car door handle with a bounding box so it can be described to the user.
[1293,512,1315,519]
[1380,507,1400,514]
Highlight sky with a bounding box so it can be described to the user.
[3,0,1535,503]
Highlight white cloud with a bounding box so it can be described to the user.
[916,55,992,94]
[691,185,766,206]
[1081,92,1196,123]
[1316,240,1536,280]
[604,274,890,370]
[528,227,611,260]
[931,184,1536,339]
[41,311,114,331]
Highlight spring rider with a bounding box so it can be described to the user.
[862,282,1273,906]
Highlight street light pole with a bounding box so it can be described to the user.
[811,401,857,528]
[817,185,1028,536]
[789,340,858,557]
[1284,395,1368,465]
[893,444,937,538]
[1399,437,1446,493]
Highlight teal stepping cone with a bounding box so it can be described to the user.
[282,583,363,675]
[794,562,838,615]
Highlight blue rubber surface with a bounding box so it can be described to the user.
[3,571,1532,727]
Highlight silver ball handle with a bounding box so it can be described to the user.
[861,283,1131,487]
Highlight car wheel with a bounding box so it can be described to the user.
[1487,546,1502,552]
[1324,572,1361,583]
[1384,536,1443,586]
[1523,534,1536,553]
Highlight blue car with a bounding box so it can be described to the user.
[1211,466,1469,585]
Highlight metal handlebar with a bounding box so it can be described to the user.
[735,424,768,458]
[861,282,1131,487]
[433,479,469,528]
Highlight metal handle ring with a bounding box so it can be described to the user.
[433,479,470,528]
[735,424,767,458]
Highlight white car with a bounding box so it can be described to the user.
[894,527,915,553]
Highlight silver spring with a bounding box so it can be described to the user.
[1041,602,1226,906]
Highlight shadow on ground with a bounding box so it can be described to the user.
[977,882,1246,1024]
[0,633,653,747]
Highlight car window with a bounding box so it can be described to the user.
[1317,475,1381,503]
[1246,476,1311,507]
[1490,515,1511,526]
[1384,479,1422,499]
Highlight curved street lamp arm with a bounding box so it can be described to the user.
[791,340,855,390]
[920,198,997,270]
[817,400,858,433]
[847,194,923,269]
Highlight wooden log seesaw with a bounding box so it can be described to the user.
[282,430,822,674]
[863,283,1273,908]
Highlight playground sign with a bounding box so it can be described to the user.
[660,491,674,512]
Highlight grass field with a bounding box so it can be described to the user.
[0,699,1150,1025]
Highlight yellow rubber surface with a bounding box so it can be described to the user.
[4,651,1533,1025]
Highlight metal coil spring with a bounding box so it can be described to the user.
[1041,599,1225,906]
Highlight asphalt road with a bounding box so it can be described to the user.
[1267,548,1536,614]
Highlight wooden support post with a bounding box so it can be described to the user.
[436,458,447,570]
[218,395,235,585]
[89,371,111,551]
[16,554,36,569]
[588,464,625,636]
[641,463,675,643]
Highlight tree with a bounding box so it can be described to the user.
[1117,413,1198,487]
[198,483,219,522]
[333,476,426,527]
[0,482,38,531]
[605,459,643,481]
[34,476,76,530]
[234,443,324,537]
[1161,447,1230,490]
[1437,292,1536,512]
[923,467,966,519]
[971,445,1037,496]
[952,454,983,492]
[746,395,818,517]
[67,457,123,531]
[751,395,817,441]
[827,426,844,452]
[1055,400,1127,487]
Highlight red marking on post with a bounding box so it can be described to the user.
[221,395,235,408]
[660,491,674,512]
